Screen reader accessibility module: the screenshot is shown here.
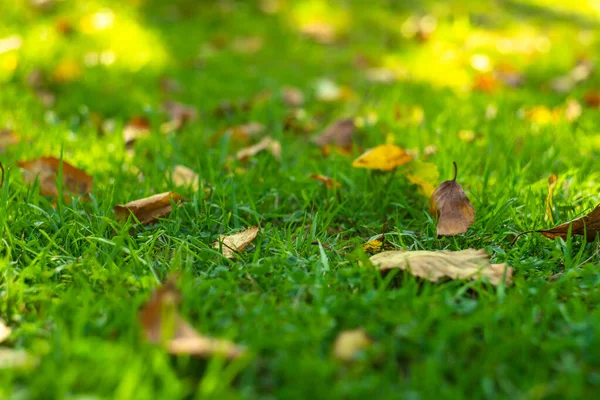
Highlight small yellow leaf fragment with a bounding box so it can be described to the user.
[333,328,372,361]
[362,239,383,254]
[352,144,413,172]
[213,226,259,259]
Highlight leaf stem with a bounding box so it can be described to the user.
[0,162,4,190]
[452,161,458,181]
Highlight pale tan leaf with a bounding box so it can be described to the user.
[236,137,281,162]
[213,226,259,259]
[333,328,372,361]
[17,157,93,200]
[0,349,35,370]
[370,249,512,286]
[0,319,11,343]
[114,192,183,225]
[171,165,199,191]
[0,129,19,152]
[281,86,305,107]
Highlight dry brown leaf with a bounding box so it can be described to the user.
[236,137,281,161]
[17,157,93,199]
[0,128,19,151]
[281,86,305,107]
[546,174,558,223]
[139,277,244,359]
[515,203,600,242]
[0,319,10,343]
[431,162,474,236]
[370,249,512,286]
[309,174,340,189]
[170,165,199,191]
[114,192,183,225]
[333,328,372,361]
[160,101,198,134]
[213,226,259,259]
[584,91,600,108]
[123,117,151,148]
[313,118,355,154]
[352,144,413,172]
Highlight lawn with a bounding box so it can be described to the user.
[2,0,600,398]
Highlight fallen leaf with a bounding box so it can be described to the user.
[160,101,197,133]
[170,165,199,191]
[0,319,10,343]
[114,192,183,225]
[404,160,439,198]
[309,174,340,189]
[300,21,337,44]
[123,117,151,148]
[159,77,181,94]
[564,99,582,122]
[0,128,19,151]
[370,249,512,286]
[281,86,304,107]
[364,68,397,84]
[431,162,475,236]
[584,91,600,108]
[546,174,558,223]
[213,226,259,259]
[17,157,93,199]
[352,144,413,172]
[313,118,355,154]
[236,137,281,161]
[516,203,600,242]
[139,277,244,359]
[333,328,372,361]
[221,122,265,143]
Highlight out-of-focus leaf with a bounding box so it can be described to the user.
[236,136,281,161]
[18,157,93,200]
[333,328,372,361]
[404,160,439,198]
[352,144,413,172]
[309,174,340,189]
[0,128,18,152]
[313,118,355,155]
[0,320,10,343]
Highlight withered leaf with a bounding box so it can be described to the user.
[123,117,151,148]
[17,157,93,199]
[139,277,244,359]
[0,129,19,152]
[515,203,600,242]
[114,192,183,225]
[352,144,413,172]
[160,101,198,134]
[213,226,259,259]
[370,249,512,286]
[309,174,340,189]
[170,165,199,191]
[236,136,281,161]
[313,118,355,154]
[333,328,372,361]
[431,162,474,236]
[281,86,305,107]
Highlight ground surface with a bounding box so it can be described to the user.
[2,0,600,399]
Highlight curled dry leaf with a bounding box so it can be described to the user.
[370,249,512,286]
[0,128,19,152]
[213,226,259,259]
[333,328,372,361]
[170,165,199,191]
[114,192,183,225]
[139,277,244,359]
[313,118,355,155]
[0,319,10,343]
[515,203,600,243]
[17,157,93,199]
[309,174,340,189]
[236,136,281,162]
[123,117,151,148]
[352,144,413,172]
[431,162,474,236]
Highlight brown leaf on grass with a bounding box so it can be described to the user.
[333,328,372,361]
[220,122,265,143]
[114,192,183,225]
[309,174,340,189]
[236,137,281,162]
[281,86,305,107]
[352,144,413,172]
[546,174,558,223]
[170,165,199,191]
[160,101,198,134]
[431,162,474,236]
[17,157,93,199]
[0,129,19,151]
[123,117,151,148]
[139,277,244,359]
[370,249,512,286]
[313,118,355,154]
[213,226,259,259]
[515,203,600,242]
[584,91,600,108]
[0,319,10,343]
[300,21,337,44]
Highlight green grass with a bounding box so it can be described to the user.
[2,0,600,398]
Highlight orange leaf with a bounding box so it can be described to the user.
[309,174,340,189]
[114,192,183,225]
[0,129,19,152]
[17,157,93,200]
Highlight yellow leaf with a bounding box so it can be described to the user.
[404,160,439,198]
[333,328,372,361]
[352,144,413,172]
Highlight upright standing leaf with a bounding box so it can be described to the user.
[17,157,93,199]
[431,162,474,236]
[370,249,512,286]
[114,192,183,225]
[139,277,244,359]
[352,144,413,172]
[213,226,259,259]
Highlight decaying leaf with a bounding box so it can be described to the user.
[213,226,259,259]
[309,174,340,189]
[333,328,372,361]
[170,165,199,191]
[114,192,183,225]
[17,157,93,199]
[516,203,600,242]
[546,174,558,223]
[236,136,281,161]
[404,160,439,198]
[584,91,600,108]
[370,249,512,286]
[139,277,244,359]
[0,128,19,151]
[313,118,355,154]
[431,162,474,236]
[160,101,198,134]
[281,86,305,107]
[0,319,10,343]
[123,117,151,148]
[352,144,413,172]
[220,122,265,143]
